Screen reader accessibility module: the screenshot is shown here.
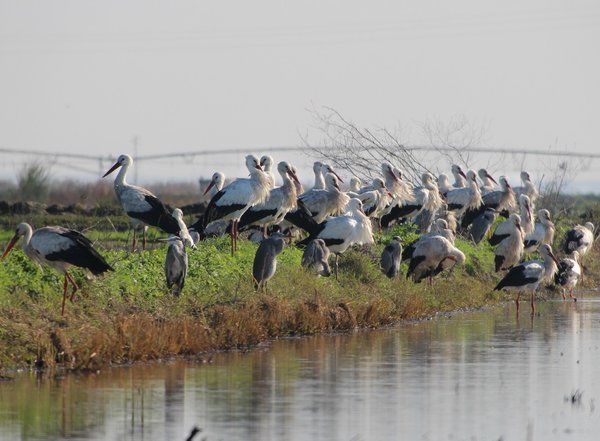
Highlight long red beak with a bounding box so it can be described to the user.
[288,169,301,185]
[203,180,216,195]
[459,170,467,179]
[332,171,344,183]
[487,174,498,185]
[102,161,121,178]
[1,235,18,260]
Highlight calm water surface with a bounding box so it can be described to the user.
[2,298,600,440]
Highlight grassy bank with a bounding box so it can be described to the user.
[0,215,597,372]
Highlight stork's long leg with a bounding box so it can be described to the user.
[66,272,79,301]
[132,228,137,252]
[515,292,521,314]
[230,221,235,255]
[562,289,566,301]
[530,289,536,316]
[61,274,69,316]
[142,227,147,251]
[334,254,339,281]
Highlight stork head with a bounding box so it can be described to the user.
[451,164,467,180]
[278,161,301,185]
[509,213,522,232]
[350,176,362,192]
[313,161,323,174]
[539,243,560,266]
[538,209,552,225]
[321,163,343,183]
[499,176,512,191]
[324,173,341,192]
[520,171,532,183]
[466,169,478,183]
[381,162,400,182]
[347,197,364,214]
[203,172,225,195]
[245,155,263,173]
[260,155,274,172]
[1,222,31,260]
[103,154,132,177]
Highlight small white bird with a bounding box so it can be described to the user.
[103,154,181,251]
[2,223,113,315]
[494,243,559,315]
[555,251,581,301]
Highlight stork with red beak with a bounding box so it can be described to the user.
[103,154,180,251]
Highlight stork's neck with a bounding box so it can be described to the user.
[314,170,325,189]
[114,163,130,189]
[21,224,33,251]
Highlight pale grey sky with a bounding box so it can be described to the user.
[1,0,599,191]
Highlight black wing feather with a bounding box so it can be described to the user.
[46,230,113,275]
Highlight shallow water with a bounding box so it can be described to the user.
[2,298,600,440]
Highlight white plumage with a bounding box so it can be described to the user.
[298,173,350,223]
[444,169,482,218]
[514,171,539,206]
[2,223,113,315]
[494,243,559,315]
[492,214,524,272]
[406,235,465,283]
[103,154,181,250]
[478,168,498,194]
[555,251,581,301]
[523,209,555,254]
[191,155,270,252]
[451,164,468,188]
[260,155,276,189]
[200,172,225,202]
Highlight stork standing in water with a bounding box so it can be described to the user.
[563,222,595,283]
[555,251,581,301]
[494,243,559,316]
[190,155,270,253]
[103,154,181,251]
[2,223,113,315]
[297,198,374,279]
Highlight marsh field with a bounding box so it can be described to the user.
[0,193,598,372]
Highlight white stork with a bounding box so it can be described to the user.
[518,194,535,235]
[563,222,594,283]
[490,213,524,272]
[405,235,465,284]
[103,154,181,251]
[349,176,363,193]
[200,172,225,202]
[297,198,374,278]
[402,218,455,261]
[514,171,539,206]
[297,173,349,223]
[260,155,276,189]
[461,175,515,230]
[311,161,343,190]
[236,161,301,233]
[494,243,559,315]
[190,155,270,253]
[451,164,468,188]
[437,173,453,195]
[478,168,498,194]
[358,178,392,219]
[444,169,482,219]
[523,209,555,254]
[555,251,581,301]
[2,223,113,315]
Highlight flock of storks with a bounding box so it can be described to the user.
[1,153,595,316]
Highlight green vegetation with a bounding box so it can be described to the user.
[0,211,598,372]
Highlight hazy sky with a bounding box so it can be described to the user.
[1,1,599,191]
